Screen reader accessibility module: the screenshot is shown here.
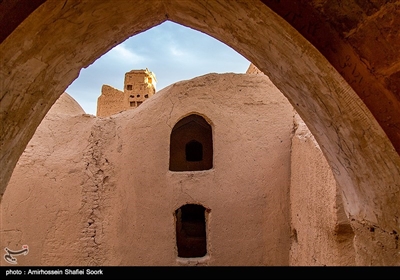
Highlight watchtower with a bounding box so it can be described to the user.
[124,68,157,109]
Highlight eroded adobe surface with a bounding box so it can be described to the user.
[1,0,399,265]
[2,73,293,265]
[1,73,355,266]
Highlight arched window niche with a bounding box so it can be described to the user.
[175,204,209,258]
[169,114,213,171]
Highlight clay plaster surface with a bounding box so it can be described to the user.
[1,74,294,265]
[0,0,399,265]
[290,115,355,266]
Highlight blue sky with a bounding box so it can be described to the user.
[66,21,250,115]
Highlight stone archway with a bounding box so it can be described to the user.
[0,0,399,265]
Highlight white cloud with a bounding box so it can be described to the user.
[110,44,145,62]
[65,21,250,115]
[169,45,186,57]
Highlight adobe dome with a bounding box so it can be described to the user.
[47,92,86,116]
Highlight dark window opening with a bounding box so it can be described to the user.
[169,114,213,171]
[144,94,149,98]
[127,84,133,90]
[137,101,143,106]
[130,101,135,107]
[137,94,140,98]
[130,95,134,98]
[186,140,203,161]
[175,204,207,258]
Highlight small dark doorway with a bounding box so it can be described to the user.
[169,114,213,171]
[175,204,207,258]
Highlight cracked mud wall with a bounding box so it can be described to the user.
[78,117,119,265]
[0,93,120,266]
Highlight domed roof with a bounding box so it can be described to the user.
[47,92,86,115]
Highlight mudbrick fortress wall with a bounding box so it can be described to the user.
[0,67,355,266]
[96,69,156,117]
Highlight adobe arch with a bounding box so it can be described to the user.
[0,0,399,265]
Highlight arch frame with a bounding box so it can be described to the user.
[0,0,399,265]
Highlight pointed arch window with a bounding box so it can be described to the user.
[169,114,213,171]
